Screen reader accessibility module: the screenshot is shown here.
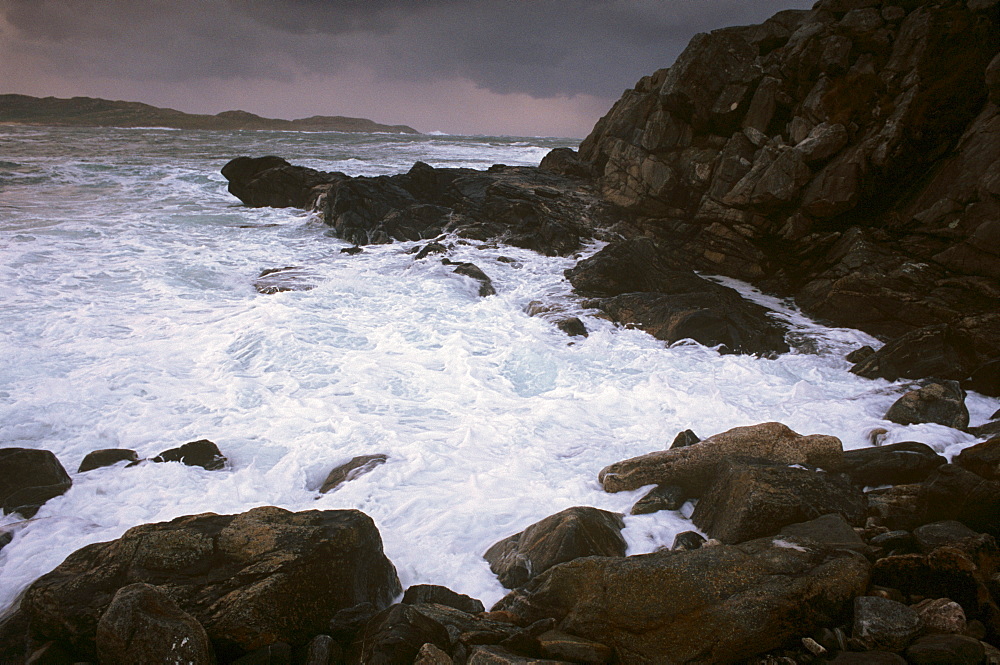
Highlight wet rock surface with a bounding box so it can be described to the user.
[0,448,72,518]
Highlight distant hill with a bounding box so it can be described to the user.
[0,94,419,134]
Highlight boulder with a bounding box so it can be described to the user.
[78,448,139,472]
[355,603,451,665]
[883,380,970,430]
[919,465,1000,536]
[536,630,613,664]
[95,583,214,665]
[484,507,627,589]
[232,642,292,664]
[671,531,707,552]
[599,422,843,494]
[955,437,1000,480]
[414,643,454,664]
[852,595,923,652]
[402,585,486,615]
[839,441,947,486]
[538,148,594,179]
[905,634,986,665]
[778,513,869,555]
[152,439,226,470]
[222,156,335,209]
[303,634,341,665]
[467,645,573,664]
[0,447,72,518]
[913,520,980,553]
[319,454,388,493]
[913,598,967,635]
[443,259,496,297]
[21,506,401,661]
[691,462,866,543]
[493,536,869,664]
[629,484,687,515]
[670,429,700,449]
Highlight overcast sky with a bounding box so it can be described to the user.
[0,0,814,137]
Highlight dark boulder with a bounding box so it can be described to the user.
[905,634,986,665]
[839,441,947,486]
[222,156,336,209]
[691,461,866,544]
[95,583,214,665]
[918,465,1000,536]
[493,535,869,664]
[883,380,970,430]
[671,531,707,552]
[599,421,843,494]
[778,513,870,555]
[153,439,226,470]
[78,448,139,472]
[484,507,626,589]
[319,454,388,493]
[538,148,594,179]
[443,259,496,297]
[233,642,292,665]
[355,603,451,665]
[851,595,923,652]
[303,634,340,665]
[955,437,1000,480]
[913,520,979,553]
[670,429,700,449]
[402,584,486,615]
[21,506,401,660]
[0,448,72,518]
[629,484,687,515]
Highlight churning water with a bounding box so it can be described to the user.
[1,126,997,612]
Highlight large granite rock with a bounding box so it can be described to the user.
[955,436,1000,480]
[0,447,72,518]
[493,535,869,664]
[484,507,627,589]
[691,461,866,543]
[21,506,401,661]
[839,441,947,486]
[883,380,970,430]
[598,421,843,494]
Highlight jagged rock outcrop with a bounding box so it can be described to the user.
[576,0,1000,389]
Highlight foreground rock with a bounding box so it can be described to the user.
[493,535,869,664]
[21,506,401,661]
[0,448,72,518]
[484,507,627,589]
[598,421,843,494]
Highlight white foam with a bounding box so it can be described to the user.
[1,127,997,615]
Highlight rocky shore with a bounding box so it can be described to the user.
[2,0,999,663]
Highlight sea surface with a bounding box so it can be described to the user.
[1,126,997,613]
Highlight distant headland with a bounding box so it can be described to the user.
[0,94,420,134]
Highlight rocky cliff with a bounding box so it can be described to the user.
[575,0,999,391]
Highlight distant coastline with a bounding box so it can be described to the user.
[0,94,420,134]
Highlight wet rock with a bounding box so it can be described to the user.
[778,513,870,554]
[913,520,979,553]
[356,603,451,665]
[840,441,947,486]
[536,630,613,664]
[467,645,572,664]
[670,429,700,449]
[671,531,707,551]
[913,598,967,635]
[884,380,970,430]
[850,324,984,383]
[414,242,448,260]
[691,461,866,543]
[254,266,316,294]
[852,595,923,651]
[95,582,214,665]
[955,437,1000,480]
[443,259,496,297]
[869,530,916,555]
[402,584,486,615]
[21,506,401,661]
[538,148,594,179]
[599,421,843,494]
[905,634,986,665]
[630,484,687,515]
[493,535,869,664]
[967,358,1000,397]
[303,634,340,665]
[0,447,72,518]
[865,484,925,532]
[846,345,876,364]
[319,453,387,493]
[222,156,335,209]
[78,448,139,472]
[484,507,627,589]
[340,245,363,255]
[328,602,378,646]
[554,317,587,338]
[153,439,226,470]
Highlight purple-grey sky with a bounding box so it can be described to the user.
[0,0,814,137]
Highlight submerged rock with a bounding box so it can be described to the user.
[254,266,317,294]
[78,448,139,473]
[21,506,401,661]
[152,439,226,470]
[0,447,72,518]
[319,454,388,493]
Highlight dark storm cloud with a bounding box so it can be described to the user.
[2,0,813,98]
